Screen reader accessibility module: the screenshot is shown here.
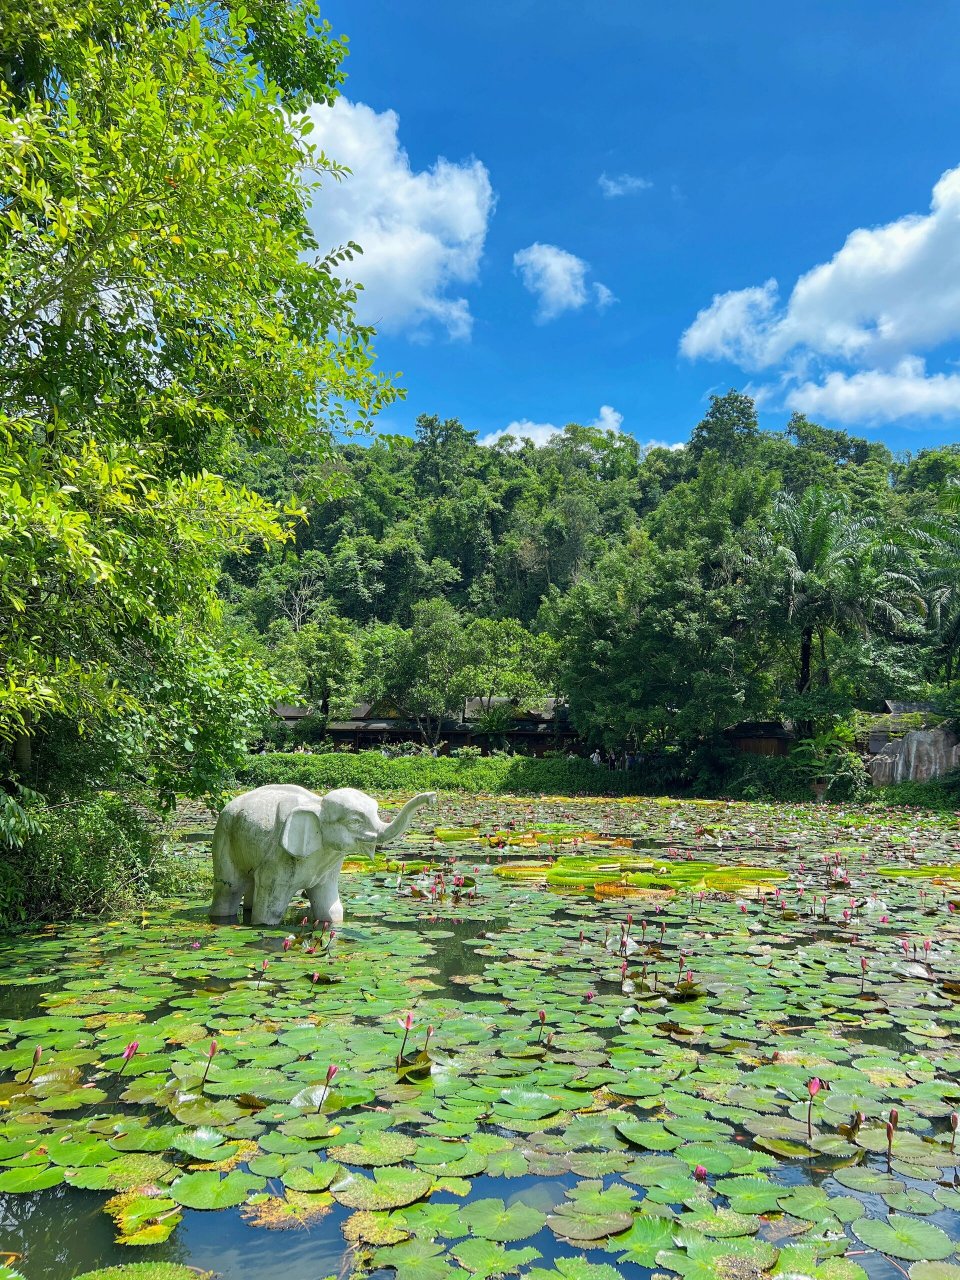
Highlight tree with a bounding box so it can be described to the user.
[365,600,475,745]
[761,486,924,715]
[0,0,398,798]
[687,390,759,463]
[268,606,364,721]
[547,531,760,749]
[465,618,555,714]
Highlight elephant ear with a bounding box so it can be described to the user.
[280,806,323,859]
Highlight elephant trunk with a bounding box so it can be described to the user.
[377,792,436,846]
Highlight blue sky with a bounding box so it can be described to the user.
[310,0,960,454]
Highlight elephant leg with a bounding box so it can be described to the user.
[307,874,343,926]
[241,874,254,925]
[209,827,244,922]
[250,868,293,927]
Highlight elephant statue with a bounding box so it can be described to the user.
[209,785,436,927]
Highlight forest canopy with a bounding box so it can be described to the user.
[224,394,960,762]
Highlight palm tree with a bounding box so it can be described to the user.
[767,487,923,696]
[915,479,960,684]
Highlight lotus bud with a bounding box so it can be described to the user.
[694,1164,708,1181]
[805,1077,821,1141]
[200,1039,218,1086]
[117,1041,139,1076]
[889,1107,899,1130]
[316,1063,338,1112]
[399,1013,414,1059]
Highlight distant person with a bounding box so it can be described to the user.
[590,748,602,766]
[607,750,616,770]
[626,751,636,770]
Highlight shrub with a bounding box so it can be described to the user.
[715,754,813,803]
[869,770,960,813]
[0,794,186,929]
[236,751,673,797]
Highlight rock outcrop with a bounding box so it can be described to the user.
[868,727,960,786]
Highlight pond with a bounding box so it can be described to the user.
[1,794,960,1280]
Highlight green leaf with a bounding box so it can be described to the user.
[370,1239,463,1280]
[851,1215,954,1262]
[449,1240,541,1279]
[463,1198,548,1243]
[169,1171,265,1210]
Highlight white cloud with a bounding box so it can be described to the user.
[513,243,614,322]
[680,165,960,422]
[639,439,686,453]
[680,280,779,365]
[786,357,960,423]
[599,171,652,198]
[479,404,624,448]
[302,98,494,340]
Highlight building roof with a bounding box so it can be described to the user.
[463,696,556,722]
[272,704,312,720]
[726,721,795,739]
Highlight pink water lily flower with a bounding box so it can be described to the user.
[117,1041,139,1076]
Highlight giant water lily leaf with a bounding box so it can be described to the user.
[607,1215,678,1265]
[330,1167,433,1211]
[396,1200,470,1239]
[70,1268,213,1280]
[463,1198,548,1242]
[106,1192,182,1246]
[0,1165,64,1192]
[169,1170,265,1209]
[329,1131,417,1166]
[614,1119,681,1151]
[526,1262,624,1280]
[852,1215,954,1261]
[659,1229,778,1279]
[170,1129,237,1162]
[772,1246,869,1279]
[776,1186,862,1223]
[713,1175,783,1214]
[449,1240,541,1278]
[370,1239,463,1280]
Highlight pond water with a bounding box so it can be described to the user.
[1,794,960,1280]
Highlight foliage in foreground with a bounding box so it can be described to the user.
[0,795,191,930]
[0,0,395,805]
